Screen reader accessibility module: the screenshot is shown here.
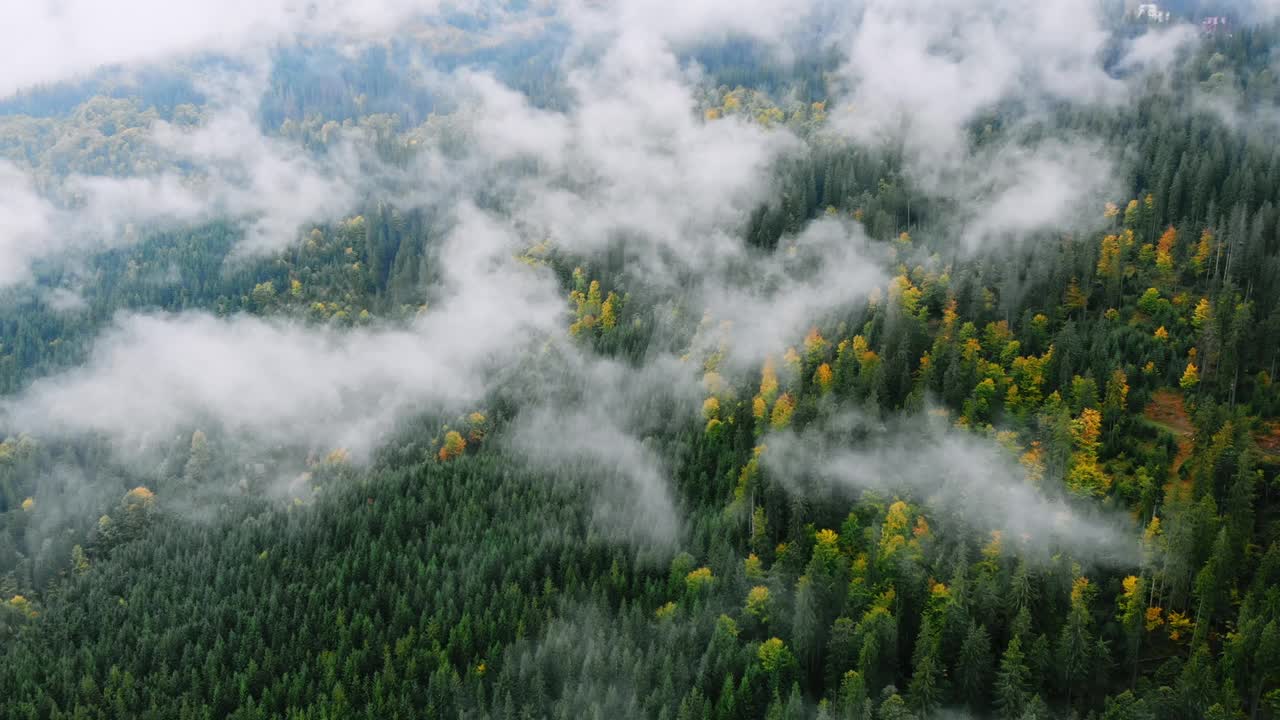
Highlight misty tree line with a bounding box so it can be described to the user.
[6,20,1280,720]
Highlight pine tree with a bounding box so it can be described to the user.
[906,617,945,716]
[956,622,992,709]
[994,636,1031,719]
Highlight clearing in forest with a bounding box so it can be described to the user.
[1144,388,1193,488]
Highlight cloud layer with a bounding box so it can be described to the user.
[3,205,565,458]
[763,413,1140,564]
[0,0,476,98]
[0,0,1217,555]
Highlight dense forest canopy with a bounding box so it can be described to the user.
[5,0,1280,718]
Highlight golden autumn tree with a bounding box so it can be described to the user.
[8,594,35,619]
[654,602,677,620]
[745,585,772,624]
[1191,229,1214,276]
[941,298,959,338]
[600,292,618,330]
[467,412,488,444]
[759,357,779,404]
[569,275,610,337]
[889,274,923,315]
[586,280,602,316]
[770,393,795,430]
[803,327,830,365]
[1123,198,1141,229]
[1097,234,1123,280]
[1009,348,1051,412]
[1180,361,1200,391]
[123,486,155,512]
[1063,278,1088,313]
[758,637,794,675]
[850,335,881,378]
[1155,226,1177,278]
[1020,442,1046,486]
[1104,368,1129,424]
[1192,297,1212,330]
[703,397,721,421]
[438,431,467,462]
[879,500,912,560]
[814,363,833,393]
[1067,408,1109,497]
[1117,574,1147,682]
[685,567,714,595]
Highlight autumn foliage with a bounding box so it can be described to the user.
[439,431,467,462]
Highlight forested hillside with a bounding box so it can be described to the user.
[4,2,1280,719]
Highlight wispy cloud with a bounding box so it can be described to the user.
[0,0,476,99]
[2,204,564,459]
[0,0,1213,551]
[763,412,1140,564]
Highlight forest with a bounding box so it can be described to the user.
[3,1,1280,719]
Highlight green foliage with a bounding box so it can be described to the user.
[7,25,1280,720]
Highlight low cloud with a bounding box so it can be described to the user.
[0,90,376,287]
[0,162,58,287]
[0,0,477,99]
[1115,23,1199,75]
[2,205,565,460]
[503,351,703,548]
[455,50,801,280]
[1215,0,1280,22]
[509,406,682,547]
[821,0,1191,249]
[0,0,1212,555]
[956,139,1119,250]
[763,412,1140,565]
[697,217,888,365]
[828,0,1120,172]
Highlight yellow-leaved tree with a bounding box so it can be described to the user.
[702,397,721,421]
[1180,361,1200,391]
[600,292,618,330]
[1063,278,1088,314]
[803,327,829,365]
[1191,229,1214,276]
[814,363,833,393]
[745,585,772,624]
[1155,226,1177,279]
[685,567,714,596]
[759,357,779,404]
[1067,408,1109,498]
[1104,368,1129,426]
[438,431,466,462]
[770,393,795,430]
[1097,234,1122,280]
